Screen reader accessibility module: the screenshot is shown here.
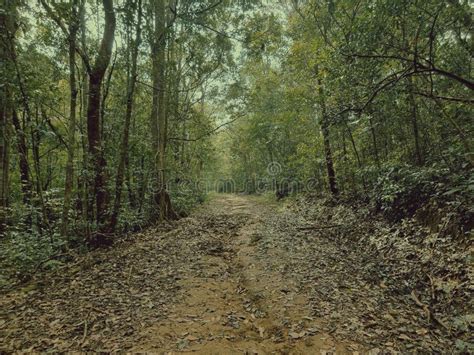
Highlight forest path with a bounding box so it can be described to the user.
[133,194,357,354]
[1,194,362,353]
[2,193,457,353]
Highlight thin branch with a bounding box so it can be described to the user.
[41,108,68,149]
[344,51,474,90]
[416,62,474,90]
[184,1,223,16]
[342,51,413,63]
[411,91,474,104]
[39,0,91,73]
[176,12,246,43]
[168,115,243,142]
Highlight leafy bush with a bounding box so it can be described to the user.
[372,163,473,222]
[0,228,66,288]
[170,181,206,217]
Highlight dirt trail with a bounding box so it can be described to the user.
[133,195,357,354]
[1,194,362,353]
[2,193,466,352]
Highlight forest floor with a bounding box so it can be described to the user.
[1,194,470,353]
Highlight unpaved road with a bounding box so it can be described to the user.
[2,193,463,353]
[132,194,358,353]
[2,194,359,353]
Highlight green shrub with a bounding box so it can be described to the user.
[372,163,473,221]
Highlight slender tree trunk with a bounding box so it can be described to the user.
[9,25,49,233]
[401,24,423,167]
[109,0,142,232]
[321,115,339,196]
[100,50,116,142]
[150,15,160,213]
[150,0,176,221]
[4,4,31,208]
[368,113,380,168]
[156,0,168,220]
[61,0,79,237]
[344,121,367,191]
[0,103,9,236]
[407,77,423,165]
[32,105,41,197]
[341,128,353,192]
[79,0,90,238]
[137,155,146,214]
[317,81,339,197]
[11,110,31,203]
[86,0,116,233]
[0,88,10,236]
[0,4,16,235]
[125,155,135,208]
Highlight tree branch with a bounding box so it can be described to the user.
[39,0,91,73]
[411,91,474,104]
[168,115,243,142]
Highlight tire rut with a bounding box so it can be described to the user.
[133,194,356,354]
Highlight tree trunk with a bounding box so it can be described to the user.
[11,110,31,203]
[321,115,339,196]
[344,120,367,192]
[100,50,116,143]
[9,19,49,232]
[0,3,16,235]
[317,81,339,197]
[155,0,168,220]
[86,0,116,232]
[407,77,423,165]
[0,96,9,236]
[150,0,176,221]
[79,0,90,238]
[368,113,380,169]
[109,0,142,232]
[61,0,79,237]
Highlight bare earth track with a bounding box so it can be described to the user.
[132,194,357,353]
[1,194,460,353]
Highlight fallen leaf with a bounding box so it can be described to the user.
[289,331,306,339]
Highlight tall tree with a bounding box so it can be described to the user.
[109,0,142,232]
[150,0,176,221]
[40,0,117,237]
[317,82,339,197]
[0,1,16,235]
[86,0,116,230]
[61,0,79,237]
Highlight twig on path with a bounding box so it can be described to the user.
[297,224,344,231]
[81,320,88,344]
[88,306,108,315]
[411,290,450,332]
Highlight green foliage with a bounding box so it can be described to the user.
[371,157,473,219]
[220,0,473,226]
[1,0,251,284]
[373,164,437,220]
[0,227,66,288]
[171,183,206,217]
[1,0,472,286]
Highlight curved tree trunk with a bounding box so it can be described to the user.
[86,0,116,233]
